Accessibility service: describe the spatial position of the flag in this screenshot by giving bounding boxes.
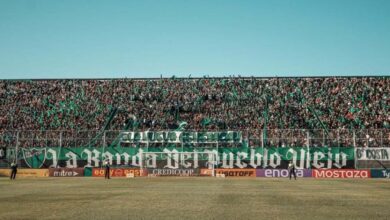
[176,121,188,131]
[200,118,211,127]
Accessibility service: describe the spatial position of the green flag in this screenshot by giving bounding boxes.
[200,118,211,127]
[176,121,188,131]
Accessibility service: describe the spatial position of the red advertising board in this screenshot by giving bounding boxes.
[312,169,370,178]
[215,169,256,177]
[92,168,146,177]
[200,169,214,176]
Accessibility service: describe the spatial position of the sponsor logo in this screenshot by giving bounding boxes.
[215,169,256,177]
[54,171,78,177]
[148,168,199,176]
[370,169,390,178]
[380,170,390,178]
[312,169,370,178]
[49,168,84,177]
[256,169,312,177]
[92,168,145,177]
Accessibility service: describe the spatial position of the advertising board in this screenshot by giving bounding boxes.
[312,169,370,178]
[147,168,199,176]
[92,168,145,177]
[0,169,49,177]
[215,169,256,177]
[370,169,390,178]
[49,168,84,177]
[256,169,312,177]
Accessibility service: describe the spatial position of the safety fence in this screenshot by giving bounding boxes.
[1,129,390,148]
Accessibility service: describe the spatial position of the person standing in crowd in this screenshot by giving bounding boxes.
[288,161,296,180]
[10,161,17,180]
[104,160,110,179]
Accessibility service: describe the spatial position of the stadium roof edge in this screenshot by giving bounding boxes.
[1,75,389,81]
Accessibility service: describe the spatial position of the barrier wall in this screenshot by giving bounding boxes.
[0,168,388,178]
[0,169,10,177]
[0,169,49,177]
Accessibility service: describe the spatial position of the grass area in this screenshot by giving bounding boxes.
[0,177,389,220]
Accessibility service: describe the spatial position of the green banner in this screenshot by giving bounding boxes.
[15,147,354,169]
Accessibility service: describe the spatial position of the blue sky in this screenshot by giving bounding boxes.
[0,0,389,79]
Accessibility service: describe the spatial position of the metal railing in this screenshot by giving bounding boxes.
[0,129,389,148]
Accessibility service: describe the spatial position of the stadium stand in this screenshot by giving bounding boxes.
[0,77,389,148]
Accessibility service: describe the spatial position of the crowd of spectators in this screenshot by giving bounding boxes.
[1,77,389,131]
[0,77,389,147]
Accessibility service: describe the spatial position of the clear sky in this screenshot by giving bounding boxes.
[0,0,389,79]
